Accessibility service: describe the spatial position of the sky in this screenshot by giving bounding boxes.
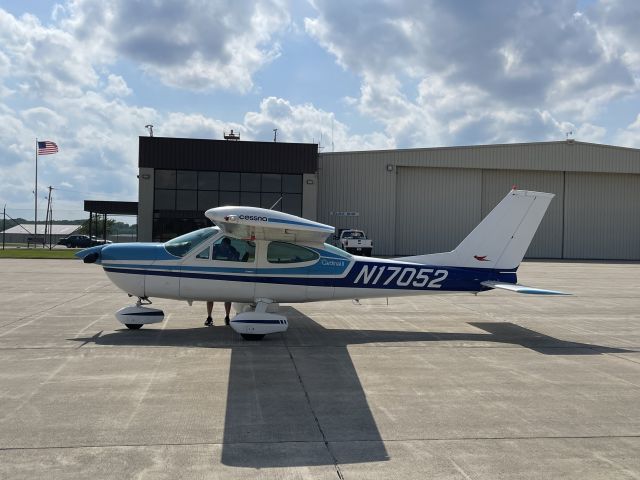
[1,0,639,219]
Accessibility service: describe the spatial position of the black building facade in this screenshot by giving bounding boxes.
[138,137,319,242]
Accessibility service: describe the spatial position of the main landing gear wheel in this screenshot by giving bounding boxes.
[240,333,265,341]
[125,324,143,330]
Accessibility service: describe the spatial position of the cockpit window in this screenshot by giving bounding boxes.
[164,227,217,258]
[267,242,319,264]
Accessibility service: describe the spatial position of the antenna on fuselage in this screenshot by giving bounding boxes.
[269,196,283,210]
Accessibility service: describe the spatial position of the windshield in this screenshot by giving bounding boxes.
[164,227,217,258]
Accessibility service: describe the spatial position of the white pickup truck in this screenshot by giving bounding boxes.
[336,229,373,256]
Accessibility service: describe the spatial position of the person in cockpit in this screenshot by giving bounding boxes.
[212,237,239,261]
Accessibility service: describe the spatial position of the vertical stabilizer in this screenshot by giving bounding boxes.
[397,190,554,270]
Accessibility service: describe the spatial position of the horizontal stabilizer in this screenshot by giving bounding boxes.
[481,281,570,295]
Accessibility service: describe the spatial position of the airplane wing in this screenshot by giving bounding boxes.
[206,206,335,244]
[481,281,570,295]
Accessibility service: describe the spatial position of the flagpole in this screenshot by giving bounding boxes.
[34,138,38,246]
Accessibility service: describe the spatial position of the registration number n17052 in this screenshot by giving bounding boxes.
[353,265,448,288]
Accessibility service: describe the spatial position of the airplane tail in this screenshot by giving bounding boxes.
[397,189,554,270]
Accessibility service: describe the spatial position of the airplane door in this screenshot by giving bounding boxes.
[179,237,256,303]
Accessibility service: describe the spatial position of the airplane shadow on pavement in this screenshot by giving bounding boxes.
[71,307,633,468]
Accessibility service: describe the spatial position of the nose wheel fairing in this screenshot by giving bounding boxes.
[115,298,165,329]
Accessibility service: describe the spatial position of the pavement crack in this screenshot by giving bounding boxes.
[284,339,345,480]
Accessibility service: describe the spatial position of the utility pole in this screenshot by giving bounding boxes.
[2,204,6,250]
[273,128,278,142]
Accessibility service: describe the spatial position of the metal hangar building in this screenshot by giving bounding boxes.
[138,137,640,260]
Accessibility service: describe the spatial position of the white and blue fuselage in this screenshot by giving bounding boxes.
[85,231,516,304]
[78,190,567,338]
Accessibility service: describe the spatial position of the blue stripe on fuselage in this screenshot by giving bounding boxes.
[103,258,516,292]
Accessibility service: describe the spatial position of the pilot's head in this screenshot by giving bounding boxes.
[222,237,231,246]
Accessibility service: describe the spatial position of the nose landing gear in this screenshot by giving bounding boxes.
[115,297,165,330]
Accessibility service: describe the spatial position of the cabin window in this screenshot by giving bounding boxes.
[196,246,210,260]
[267,242,319,264]
[164,227,217,257]
[211,237,255,263]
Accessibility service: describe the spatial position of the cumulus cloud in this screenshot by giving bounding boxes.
[0,9,99,98]
[244,96,394,151]
[61,0,290,92]
[104,74,132,97]
[615,114,640,148]
[305,0,639,146]
[594,0,640,71]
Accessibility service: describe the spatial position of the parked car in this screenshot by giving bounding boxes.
[57,235,112,248]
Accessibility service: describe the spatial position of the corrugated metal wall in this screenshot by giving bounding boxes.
[317,152,397,253]
[395,167,481,255]
[318,142,640,259]
[564,172,640,259]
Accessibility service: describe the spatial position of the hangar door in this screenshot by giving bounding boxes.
[395,167,482,255]
[564,172,640,260]
[481,169,564,258]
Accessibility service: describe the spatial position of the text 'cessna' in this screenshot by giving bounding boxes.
[77,189,568,340]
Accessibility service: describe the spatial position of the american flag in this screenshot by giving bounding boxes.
[37,141,58,155]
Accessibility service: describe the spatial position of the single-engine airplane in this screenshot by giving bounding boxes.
[77,189,568,340]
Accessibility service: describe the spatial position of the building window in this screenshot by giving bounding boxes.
[155,189,176,210]
[176,190,197,210]
[219,190,240,205]
[282,194,302,216]
[220,172,240,191]
[240,192,261,207]
[262,173,281,192]
[153,169,303,241]
[282,174,302,193]
[241,173,261,192]
[198,172,219,190]
[177,171,197,189]
[198,191,218,211]
[156,170,176,189]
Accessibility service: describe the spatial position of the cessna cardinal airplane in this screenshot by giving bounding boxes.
[77,189,568,340]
